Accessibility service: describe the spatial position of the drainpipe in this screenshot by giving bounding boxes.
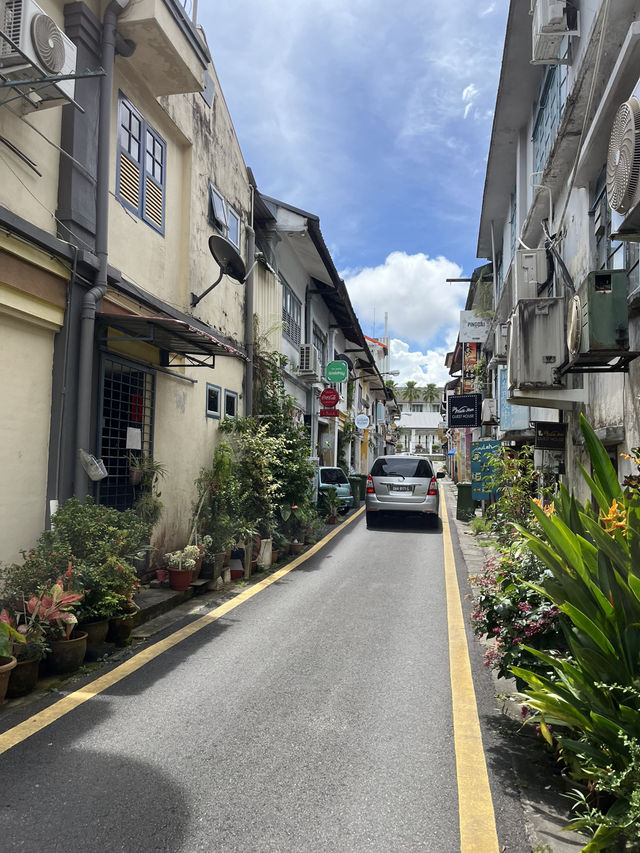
[245,221,255,417]
[74,0,132,497]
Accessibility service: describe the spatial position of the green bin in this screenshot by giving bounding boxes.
[456,482,475,521]
[353,474,367,502]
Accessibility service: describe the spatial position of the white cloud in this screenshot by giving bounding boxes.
[343,251,465,345]
[389,338,453,386]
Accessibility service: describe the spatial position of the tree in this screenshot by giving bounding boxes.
[404,381,420,403]
[423,383,439,404]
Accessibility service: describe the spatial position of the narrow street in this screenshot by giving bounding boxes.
[1,492,533,852]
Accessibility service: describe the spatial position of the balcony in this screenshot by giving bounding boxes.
[118,0,208,96]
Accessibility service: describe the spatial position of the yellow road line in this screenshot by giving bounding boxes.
[440,488,499,853]
[0,506,365,756]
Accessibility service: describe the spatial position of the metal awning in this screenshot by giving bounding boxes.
[97,314,247,368]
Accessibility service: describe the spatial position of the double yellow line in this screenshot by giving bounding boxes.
[1,496,499,851]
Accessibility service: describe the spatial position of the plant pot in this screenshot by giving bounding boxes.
[107,612,137,646]
[290,541,303,555]
[7,653,40,698]
[168,568,193,591]
[0,655,17,703]
[129,467,143,486]
[271,549,280,564]
[79,618,110,647]
[156,568,168,583]
[46,631,88,675]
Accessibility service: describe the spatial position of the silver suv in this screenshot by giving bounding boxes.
[365,455,444,528]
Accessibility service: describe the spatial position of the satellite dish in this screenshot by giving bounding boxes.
[208,234,246,283]
[191,234,247,308]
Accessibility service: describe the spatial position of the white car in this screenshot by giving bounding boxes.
[365,455,444,528]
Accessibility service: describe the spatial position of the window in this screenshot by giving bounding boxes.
[312,323,326,369]
[282,279,301,345]
[208,183,241,248]
[532,65,568,177]
[224,390,238,417]
[97,356,155,512]
[591,168,639,294]
[411,404,423,412]
[206,383,221,419]
[117,95,166,233]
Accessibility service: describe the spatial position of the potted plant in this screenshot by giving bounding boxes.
[25,579,86,675]
[0,611,25,702]
[3,604,47,698]
[165,545,201,590]
[319,487,340,524]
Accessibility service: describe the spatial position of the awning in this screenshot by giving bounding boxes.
[97,314,247,368]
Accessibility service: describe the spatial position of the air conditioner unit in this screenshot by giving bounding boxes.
[298,343,321,380]
[607,79,640,241]
[514,247,551,301]
[0,0,76,102]
[481,398,497,424]
[507,298,565,390]
[531,0,579,65]
[566,270,636,367]
[493,324,508,359]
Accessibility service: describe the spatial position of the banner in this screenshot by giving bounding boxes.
[462,342,479,393]
[471,440,501,501]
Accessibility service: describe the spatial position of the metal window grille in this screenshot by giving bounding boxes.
[97,356,155,511]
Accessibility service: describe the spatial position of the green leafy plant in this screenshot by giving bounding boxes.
[318,486,340,520]
[129,454,166,527]
[0,609,26,658]
[25,580,84,642]
[511,415,640,851]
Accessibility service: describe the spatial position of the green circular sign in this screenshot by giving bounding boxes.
[325,360,348,382]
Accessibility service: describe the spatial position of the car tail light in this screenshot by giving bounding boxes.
[366,475,375,493]
[428,477,438,495]
[348,486,352,495]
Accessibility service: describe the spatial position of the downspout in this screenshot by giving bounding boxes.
[74,0,132,497]
[245,220,255,417]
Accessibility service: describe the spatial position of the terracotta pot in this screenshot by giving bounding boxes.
[290,541,303,554]
[129,468,143,486]
[7,654,39,698]
[46,631,88,675]
[0,655,17,703]
[168,568,193,591]
[271,549,280,563]
[79,618,110,646]
[156,568,168,583]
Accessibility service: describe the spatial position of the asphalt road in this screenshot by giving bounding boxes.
[0,506,531,852]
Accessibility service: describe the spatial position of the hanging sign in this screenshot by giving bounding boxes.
[320,408,339,417]
[462,341,479,393]
[534,421,567,450]
[320,388,340,407]
[471,439,501,501]
[354,413,370,429]
[460,311,491,343]
[448,393,481,428]
[325,360,348,383]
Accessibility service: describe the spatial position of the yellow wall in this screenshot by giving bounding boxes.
[0,293,64,562]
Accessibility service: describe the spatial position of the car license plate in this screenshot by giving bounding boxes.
[391,485,412,492]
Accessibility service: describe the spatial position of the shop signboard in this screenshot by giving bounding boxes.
[325,360,348,383]
[320,408,339,417]
[448,393,481,428]
[471,439,501,501]
[534,421,567,450]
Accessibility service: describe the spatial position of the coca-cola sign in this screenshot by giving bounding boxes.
[448,393,481,428]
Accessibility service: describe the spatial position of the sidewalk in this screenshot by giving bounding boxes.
[441,478,585,853]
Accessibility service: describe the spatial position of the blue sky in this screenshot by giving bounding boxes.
[199,1,509,385]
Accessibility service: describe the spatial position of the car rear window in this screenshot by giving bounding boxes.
[370,458,433,478]
[320,468,348,485]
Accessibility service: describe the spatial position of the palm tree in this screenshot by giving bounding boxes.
[384,378,397,390]
[422,383,439,404]
[404,380,420,403]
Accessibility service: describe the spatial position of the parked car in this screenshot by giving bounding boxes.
[365,455,444,528]
[317,467,354,511]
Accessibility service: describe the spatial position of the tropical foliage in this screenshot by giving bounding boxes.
[509,416,640,851]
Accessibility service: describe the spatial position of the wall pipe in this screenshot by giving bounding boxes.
[244,223,255,417]
[74,0,131,497]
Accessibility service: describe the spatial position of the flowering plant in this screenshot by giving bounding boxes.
[166,545,201,572]
[470,540,563,680]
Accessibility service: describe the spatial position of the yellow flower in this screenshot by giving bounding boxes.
[533,498,555,517]
[601,498,627,535]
